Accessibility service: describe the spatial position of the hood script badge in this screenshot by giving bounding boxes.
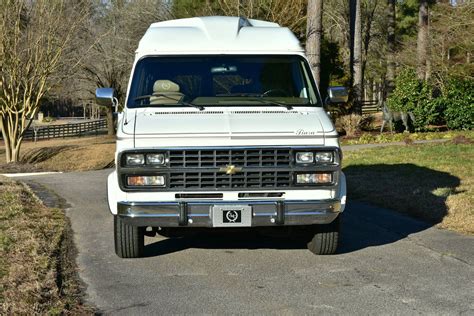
[295,129,317,136]
[219,164,242,175]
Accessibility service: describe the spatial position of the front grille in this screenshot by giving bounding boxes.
[169,171,291,189]
[168,149,291,168]
[118,147,340,191]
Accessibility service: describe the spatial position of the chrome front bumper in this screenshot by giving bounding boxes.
[117,199,342,227]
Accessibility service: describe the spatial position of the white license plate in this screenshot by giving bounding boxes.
[212,205,252,227]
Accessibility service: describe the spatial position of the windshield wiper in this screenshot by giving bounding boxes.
[134,94,204,111]
[250,97,293,110]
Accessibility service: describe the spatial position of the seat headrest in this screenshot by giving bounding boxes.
[153,80,180,93]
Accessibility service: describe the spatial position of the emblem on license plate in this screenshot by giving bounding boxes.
[223,210,241,223]
[212,205,251,227]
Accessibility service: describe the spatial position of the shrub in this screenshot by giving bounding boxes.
[442,78,474,130]
[411,84,445,129]
[359,114,375,131]
[337,114,373,137]
[387,69,421,113]
[387,69,445,131]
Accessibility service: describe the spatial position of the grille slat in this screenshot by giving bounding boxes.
[167,148,292,189]
[168,149,291,168]
[169,171,291,189]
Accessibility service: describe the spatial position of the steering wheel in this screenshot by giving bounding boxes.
[262,89,290,97]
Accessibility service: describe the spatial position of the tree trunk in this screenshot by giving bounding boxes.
[106,106,115,136]
[12,139,22,163]
[352,0,363,114]
[306,0,323,87]
[0,118,12,162]
[417,0,430,80]
[361,3,377,103]
[1,113,32,163]
[386,0,396,96]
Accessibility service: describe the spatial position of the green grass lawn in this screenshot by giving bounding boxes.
[341,130,474,145]
[343,141,473,234]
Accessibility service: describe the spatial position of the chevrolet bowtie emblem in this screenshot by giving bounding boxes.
[219,164,242,175]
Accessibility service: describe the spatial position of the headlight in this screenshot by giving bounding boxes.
[314,152,333,163]
[296,173,332,185]
[127,175,165,186]
[295,152,314,164]
[146,153,166,165]
[125,154,145,165]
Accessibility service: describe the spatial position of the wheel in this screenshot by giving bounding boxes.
[114,216,145,258]
[306,216,340,255]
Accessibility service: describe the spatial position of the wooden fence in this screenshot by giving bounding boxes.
[361,100,381,115]
[18,119,107,141]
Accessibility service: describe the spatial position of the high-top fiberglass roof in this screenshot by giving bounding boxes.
[136,16,303,56]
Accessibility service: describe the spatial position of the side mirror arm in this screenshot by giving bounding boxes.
[113,97,119,113]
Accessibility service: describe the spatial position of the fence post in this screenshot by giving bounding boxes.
[33,127,38,143]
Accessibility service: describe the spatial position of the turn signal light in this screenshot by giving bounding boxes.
[296,173,332,185]
[127,175,165,186]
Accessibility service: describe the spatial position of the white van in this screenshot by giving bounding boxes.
[96,16,347,258]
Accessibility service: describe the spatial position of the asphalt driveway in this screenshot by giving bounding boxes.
[19,169,474,315]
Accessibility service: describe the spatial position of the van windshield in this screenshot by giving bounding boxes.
[127,55,321,108]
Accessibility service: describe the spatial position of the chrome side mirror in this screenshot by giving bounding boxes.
[96,87,119,112]
[95,88,116,107]
[327,86,348,104]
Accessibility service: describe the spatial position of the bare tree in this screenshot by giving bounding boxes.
[360,0,379,89]
[77,0,171,135]
[427,1,473,87]
[215,0,307,36]
[306,0,324,86]
[417,0,430,80]
[0,1,85,163]
[394,1,473,88]
[352,0,363,114]
[323,0,351,78]
[386,0,396,95]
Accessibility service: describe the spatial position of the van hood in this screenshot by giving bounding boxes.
[121,108,336,146]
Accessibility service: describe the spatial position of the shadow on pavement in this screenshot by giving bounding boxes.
[343,163,461,223]
[337,163,460,253]
[144,163,460,257]
[143,231,307,257]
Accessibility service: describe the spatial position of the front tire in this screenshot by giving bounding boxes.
[114,216,145,258]
[306,216,340,255]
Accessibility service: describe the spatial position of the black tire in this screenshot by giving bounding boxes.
[307,216,340,255]
[114,216,145,258]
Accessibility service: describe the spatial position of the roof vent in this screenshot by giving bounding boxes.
[238,17,253,33]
